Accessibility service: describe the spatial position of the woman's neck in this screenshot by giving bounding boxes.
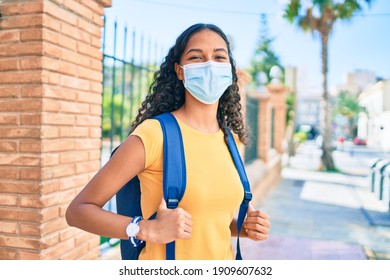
[173,95,219,134]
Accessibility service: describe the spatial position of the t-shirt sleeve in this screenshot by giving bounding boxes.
[131,119,163,169]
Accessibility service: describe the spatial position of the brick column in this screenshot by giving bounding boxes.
[268,84,288,154]
[0,0,111,260]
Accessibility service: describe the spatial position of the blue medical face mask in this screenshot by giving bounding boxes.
[180,60,233,105]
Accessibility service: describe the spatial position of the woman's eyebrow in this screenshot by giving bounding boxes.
[186,48,203,55]
[185,48,227,55]
[214,48,227,53]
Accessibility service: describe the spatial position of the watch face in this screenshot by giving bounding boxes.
[126,223,139,237]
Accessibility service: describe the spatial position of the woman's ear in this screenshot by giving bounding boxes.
[174,63,184,81]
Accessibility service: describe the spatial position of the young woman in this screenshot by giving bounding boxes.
[66,23,270,260]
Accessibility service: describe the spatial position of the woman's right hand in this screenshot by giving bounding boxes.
[138,197,192,244]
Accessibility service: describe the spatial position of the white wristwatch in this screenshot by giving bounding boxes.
[126,216,143,247]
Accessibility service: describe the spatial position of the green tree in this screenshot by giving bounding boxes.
[333,91,366,139]
[249,14,283,86]
[102,64,154,140]
[284,0,373,171]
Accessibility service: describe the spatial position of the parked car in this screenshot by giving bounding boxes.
[297,124,320,140]
[353,137,367,145]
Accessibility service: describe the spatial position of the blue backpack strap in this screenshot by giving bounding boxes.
[226,129,252,260]
[154,112,186,260]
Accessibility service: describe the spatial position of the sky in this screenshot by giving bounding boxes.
[103,0,390,92]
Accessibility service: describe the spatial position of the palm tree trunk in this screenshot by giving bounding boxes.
[320,32,336,171]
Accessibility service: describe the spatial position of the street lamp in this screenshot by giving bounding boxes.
[256,71,268,91]
[270,65,283,84]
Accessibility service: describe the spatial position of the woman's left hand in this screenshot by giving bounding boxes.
[243,204,270,241]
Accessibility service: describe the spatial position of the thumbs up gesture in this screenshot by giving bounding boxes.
[243,204,270,241]
[146,197,192,244]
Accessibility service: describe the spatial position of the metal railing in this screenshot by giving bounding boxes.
[100,17,164,251]
[245,95,259,163]
[102,17,164,153]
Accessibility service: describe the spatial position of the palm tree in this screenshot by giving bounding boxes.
[284,0,373,171]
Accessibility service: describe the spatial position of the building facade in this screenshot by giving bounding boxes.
[358,80,390,152]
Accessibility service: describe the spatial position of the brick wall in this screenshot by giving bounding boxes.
[245,85,287,205]
[0,0,111,260]
[249,85,288,163]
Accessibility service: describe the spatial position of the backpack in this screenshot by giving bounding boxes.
[113,112,252,260]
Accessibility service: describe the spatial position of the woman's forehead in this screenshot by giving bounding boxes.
[184,29,227,51]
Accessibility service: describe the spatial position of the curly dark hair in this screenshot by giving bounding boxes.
[129,23,248,145]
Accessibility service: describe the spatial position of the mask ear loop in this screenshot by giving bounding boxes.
[178,64,185,83]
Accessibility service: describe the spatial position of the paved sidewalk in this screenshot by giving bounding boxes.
[239,142,390,260]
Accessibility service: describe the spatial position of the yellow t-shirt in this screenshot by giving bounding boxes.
[132,116,244,260]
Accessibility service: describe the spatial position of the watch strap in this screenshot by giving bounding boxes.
[129,216,143,248]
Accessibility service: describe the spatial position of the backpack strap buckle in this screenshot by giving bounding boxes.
[167,198,179,209]
[243,191,252,204]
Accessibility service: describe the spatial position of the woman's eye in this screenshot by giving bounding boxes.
[189,56,202,60]
[215,56,227,61]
